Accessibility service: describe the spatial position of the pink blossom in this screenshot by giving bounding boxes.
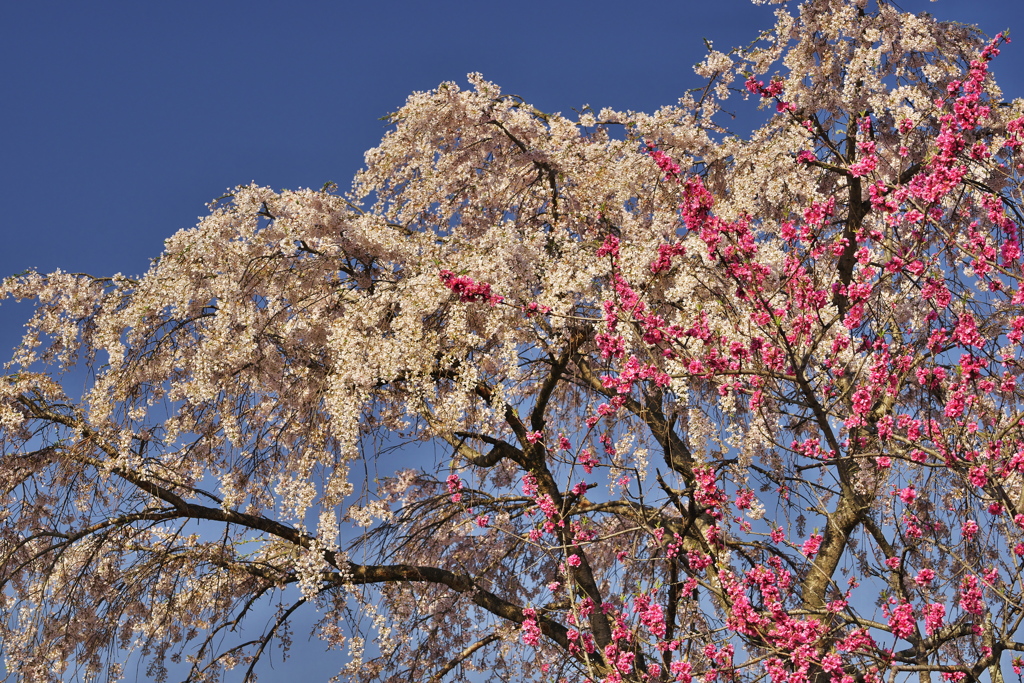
[670,661,693,683]
[915,568,935,586]
[596,234,620,258]
[439,269,503,305]
[851,387,873,415]
[959,575,984,615]
[687,550,713,571]
[903,514,923,538]
[820,653,843,673]
[848,153,878,177]
[896,486,917,504]
[827,598,848,612]
[950,315,983,348]
[887,601,915,639]
[801,534,823,558]
[645,142,681,180]
[837,628,875,652]
[577,449,599,473]
[520,609,541,647]
[521,473,538,497]
[735,489,755,510]
[924,603,946,635]
[535,494,558,519]
[446,473,464,503]
[638,601,666,638]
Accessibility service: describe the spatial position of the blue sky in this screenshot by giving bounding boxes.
[2,0,1023,679]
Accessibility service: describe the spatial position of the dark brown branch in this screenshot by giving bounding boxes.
[426,633,500,683]
[243,598,306,683]
[453,431,524,467]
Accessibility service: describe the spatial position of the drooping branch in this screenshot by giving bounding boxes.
[425,633,500,683]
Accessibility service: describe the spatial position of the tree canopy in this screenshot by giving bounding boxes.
[3,1,1024,681]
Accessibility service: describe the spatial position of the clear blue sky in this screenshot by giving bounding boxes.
[1,0,1022,679]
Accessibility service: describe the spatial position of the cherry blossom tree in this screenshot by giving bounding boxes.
[4,0,1024,681]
